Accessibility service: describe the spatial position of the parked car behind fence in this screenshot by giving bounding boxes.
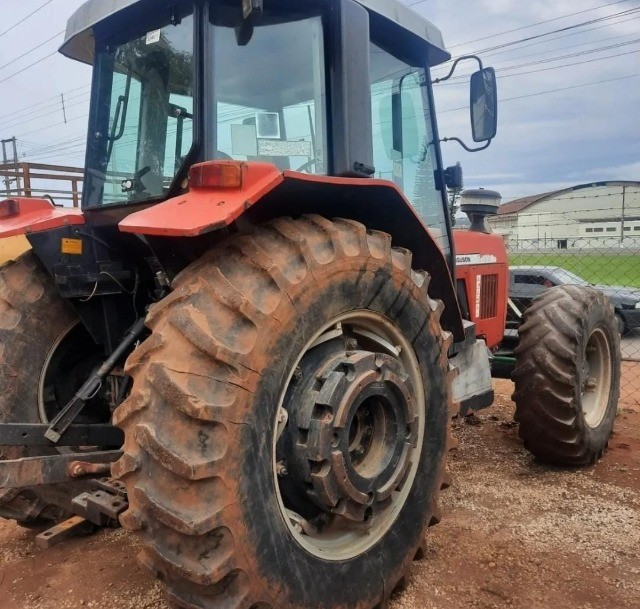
[509,265,640,335]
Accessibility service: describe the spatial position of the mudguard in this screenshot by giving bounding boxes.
[0,197,84,238]
[120,161,465,339]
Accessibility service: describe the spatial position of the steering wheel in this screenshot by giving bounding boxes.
[295,158,317,173]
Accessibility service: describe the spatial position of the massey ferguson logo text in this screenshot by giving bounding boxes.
[456,254,498,266]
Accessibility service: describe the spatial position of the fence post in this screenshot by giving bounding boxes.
[21,163,32,198]
[71,178,79,208]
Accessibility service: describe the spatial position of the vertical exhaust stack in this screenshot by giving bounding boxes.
[460,188,501,233]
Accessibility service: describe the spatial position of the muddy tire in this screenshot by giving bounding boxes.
[513,285,620,465]
[0,252,112,525]
[0,253,76,524]
[114,216,454,609]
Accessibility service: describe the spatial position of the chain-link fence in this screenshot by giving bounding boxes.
[503,235,640,406]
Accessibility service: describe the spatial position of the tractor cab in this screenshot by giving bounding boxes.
[0,3,621,609]
[62,0,496,260]
[15,6,625,609]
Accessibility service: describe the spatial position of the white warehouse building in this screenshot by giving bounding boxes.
[489,181,640,250]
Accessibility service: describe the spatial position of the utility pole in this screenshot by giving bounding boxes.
[61,93,68,124]
[1,137,19,197]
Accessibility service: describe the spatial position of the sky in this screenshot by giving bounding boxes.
[0,0,638,202]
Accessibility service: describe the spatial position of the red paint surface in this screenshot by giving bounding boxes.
[0,198,84,238]
[119,162,284,236]
[453,229,508,348]
[119,161,434,238]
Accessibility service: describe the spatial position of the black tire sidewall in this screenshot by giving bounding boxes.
[0,255,76,460]
[236,261,448,607]
[574,302,620,453]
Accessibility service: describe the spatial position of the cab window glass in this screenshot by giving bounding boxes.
[370,43,449,254]
[211,5,327,174]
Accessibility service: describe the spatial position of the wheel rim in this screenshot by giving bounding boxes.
[273,310,425,560]
[581,327,613,428]
[38,322,113,453]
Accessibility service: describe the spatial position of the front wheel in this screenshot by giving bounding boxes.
[114,216,454,609]
[513,285,621,465]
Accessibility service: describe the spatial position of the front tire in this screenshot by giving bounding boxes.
[513,285,620,465]
[114,216,454,609]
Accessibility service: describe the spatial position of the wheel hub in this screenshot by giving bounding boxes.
[282,347,417,522]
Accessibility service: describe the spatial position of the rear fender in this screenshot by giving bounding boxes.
[0,197,84,238]
[120,162,464,339]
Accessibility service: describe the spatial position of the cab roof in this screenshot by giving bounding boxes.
[60,0,449,66]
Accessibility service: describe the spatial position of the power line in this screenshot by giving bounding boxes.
[456,7,640,59]
[480,13,640,61]
[0,51,57,85]
[14,112,90,139]
[438,38,640,84]
[438,72,640,114]
[2,94,91,131]
[1,85,89,121]
[444,0,635,49]
[0,30,64,71]
[439,48,640,86]
[0,0,56,39]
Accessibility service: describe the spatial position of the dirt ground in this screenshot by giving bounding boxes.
[1,380,638,609]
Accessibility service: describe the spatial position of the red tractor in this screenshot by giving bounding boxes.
[0,1,620,608]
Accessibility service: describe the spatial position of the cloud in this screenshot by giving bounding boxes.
[0,0,637,202]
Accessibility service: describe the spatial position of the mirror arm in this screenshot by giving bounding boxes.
[432,55,484,84]
[441,137,491,153]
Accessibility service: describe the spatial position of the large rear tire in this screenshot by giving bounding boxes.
[0,253,111,525]
[114,216,454,609]
[513,285,621,465]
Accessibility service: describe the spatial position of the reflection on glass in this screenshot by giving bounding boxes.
[211,5,327,174]
[370,43,449,254]
[85,12,194,206]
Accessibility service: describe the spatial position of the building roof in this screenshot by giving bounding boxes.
[498,180,640,216]
[60,0,449,65]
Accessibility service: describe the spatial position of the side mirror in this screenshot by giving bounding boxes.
[470,68,498,142]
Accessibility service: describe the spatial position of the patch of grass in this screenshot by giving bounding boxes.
[509,253,640,288]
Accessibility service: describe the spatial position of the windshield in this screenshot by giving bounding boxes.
[84,10,195,207]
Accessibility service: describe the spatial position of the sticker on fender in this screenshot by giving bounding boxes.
[61,238,83,255]
[456,254,497,266]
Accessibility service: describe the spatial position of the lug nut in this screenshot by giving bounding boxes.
[346,338,358,351]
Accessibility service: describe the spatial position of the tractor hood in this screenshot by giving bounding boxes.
[60,0,449,66]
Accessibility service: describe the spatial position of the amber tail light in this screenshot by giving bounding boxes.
[189,162,243,189]
[0,199,19,219]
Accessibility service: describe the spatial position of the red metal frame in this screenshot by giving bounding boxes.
[0,197,84,238]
